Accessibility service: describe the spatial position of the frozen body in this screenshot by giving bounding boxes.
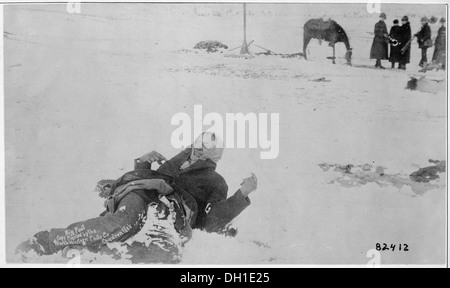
[15,133,258,263]
[4,3,447,265]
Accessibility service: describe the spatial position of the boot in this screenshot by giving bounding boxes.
[375,60,385,69]
[419,62,428,73]
[16,231,53,257]
[375,60,381,68]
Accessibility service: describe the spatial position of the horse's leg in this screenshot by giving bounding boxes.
[332,44,336,64]
[303,34,311,60]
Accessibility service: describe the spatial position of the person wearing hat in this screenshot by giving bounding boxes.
[370,12,389,69]
[389,19,402,69]
[415,16,432,67]
[398,15,412,70]
[432,17,446,68]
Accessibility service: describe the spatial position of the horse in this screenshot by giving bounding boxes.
[303,19,353,65]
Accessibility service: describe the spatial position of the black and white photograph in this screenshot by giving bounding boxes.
[0,0,448,267]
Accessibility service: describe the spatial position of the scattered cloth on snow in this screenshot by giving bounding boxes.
[319,162,445,196]
[409,160,446,183]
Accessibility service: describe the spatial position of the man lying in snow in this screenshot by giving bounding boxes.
[16,132,257,263]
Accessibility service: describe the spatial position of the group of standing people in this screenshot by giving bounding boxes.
[371,13,411,70]
[370,13,446,71]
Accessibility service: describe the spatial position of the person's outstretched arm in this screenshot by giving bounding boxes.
[204,174,258,233]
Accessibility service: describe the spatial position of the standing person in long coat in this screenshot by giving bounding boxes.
[389,19,402,68]
[399,15,412,70]
[415,16,432,67]
[432,17,446,68]
[370,13,389,69]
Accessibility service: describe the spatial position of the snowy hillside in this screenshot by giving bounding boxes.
[3,3,446,265]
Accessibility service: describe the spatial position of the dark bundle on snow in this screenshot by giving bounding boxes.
[406,77,418,90]
[406,76,445,94]
[410,160,445,183]
[194,41,228,53]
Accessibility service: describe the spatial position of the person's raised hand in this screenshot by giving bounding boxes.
[240,173,258,198]
[139,151,167,165]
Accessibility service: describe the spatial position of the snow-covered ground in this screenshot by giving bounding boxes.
[3,3,447,265]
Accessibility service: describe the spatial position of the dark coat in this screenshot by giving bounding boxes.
[416,23,432,49]
[432,26,446,65]
[399,22,412,64]
[121,149,251,233]
[370,20,389,60]
[389,25,402,62]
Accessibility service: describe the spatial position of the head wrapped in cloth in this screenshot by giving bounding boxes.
[180,132,224,170]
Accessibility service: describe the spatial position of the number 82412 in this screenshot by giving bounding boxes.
[376,243,409,252]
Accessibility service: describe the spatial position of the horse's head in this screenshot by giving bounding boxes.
[345,48,353,66]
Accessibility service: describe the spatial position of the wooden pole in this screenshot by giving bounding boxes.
[240,3,249,54]
[243,3,247,43]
